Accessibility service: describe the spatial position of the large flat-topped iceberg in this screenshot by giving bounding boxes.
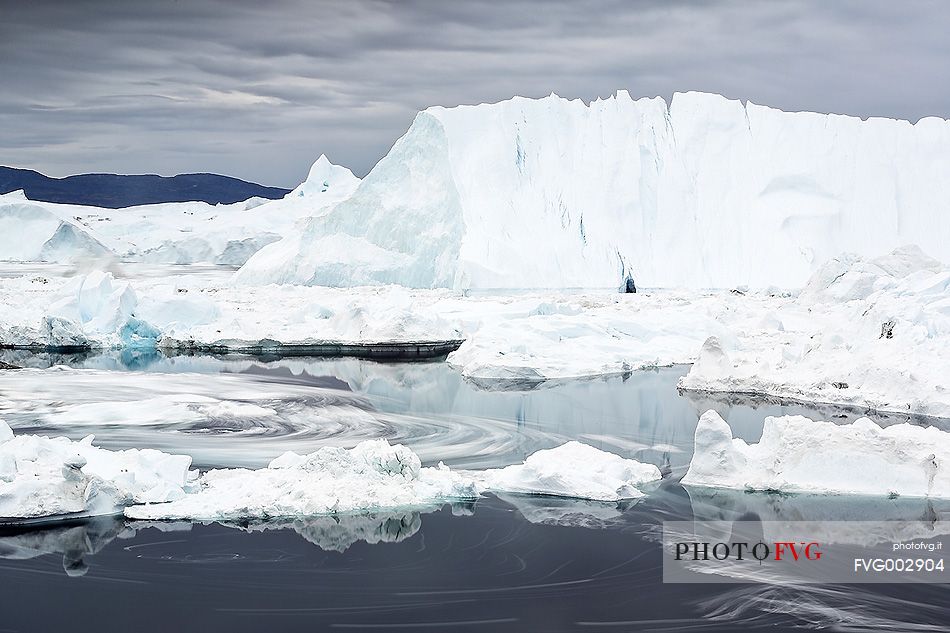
[683,411,950,498]
[238,90,950,289]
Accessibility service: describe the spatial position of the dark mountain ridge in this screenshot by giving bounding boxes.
[0,166,290,208]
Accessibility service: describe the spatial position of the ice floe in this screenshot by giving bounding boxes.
[126,439,663,521]
[683,410,950,498]
[0,418,195,520]
[1,416,663,521]
[125,440,478,521]
[475,441,662,501]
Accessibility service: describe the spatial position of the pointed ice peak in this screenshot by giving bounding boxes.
[305,154,356,184]
[289,154,360,199]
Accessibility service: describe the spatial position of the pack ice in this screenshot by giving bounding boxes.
[683,411,950,498]
[238,90,950,289]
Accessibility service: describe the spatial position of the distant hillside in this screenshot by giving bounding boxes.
[0,166,291,208]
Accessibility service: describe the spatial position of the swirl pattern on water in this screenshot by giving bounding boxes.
[0,366,574,469]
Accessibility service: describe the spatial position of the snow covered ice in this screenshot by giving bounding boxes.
[237,91,950,290]
[0,418,195,520]
[475,441,662,501]
[1,245,947,419]
[679,245,950,418]
[683,410,950,498]
[0,412,663,521]
[125,439,479,521]
[126,439,662,521]
[0,155,358,266]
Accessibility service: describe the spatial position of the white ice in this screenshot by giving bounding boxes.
[126,439,662,521]
[0,416,662,520]
[125,439,478,521]
[0,155,358,266]
[237,91,950,290]
[679,245,950,418]
[474,441,662,501]
[2,245,947,419]
[0,418,195,519]
[683,410,950,498]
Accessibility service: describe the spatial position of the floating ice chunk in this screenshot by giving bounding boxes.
[288,154,360,200]
[683,410,950,498]
[0,421,195,520]
[476,441,662,501]
[2,427,664,521]
[45,271,141,341]
[40,315,89,348]
[125,439,478,521]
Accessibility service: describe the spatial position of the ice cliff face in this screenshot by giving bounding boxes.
[238,90,950,289]
[0,191,111,263]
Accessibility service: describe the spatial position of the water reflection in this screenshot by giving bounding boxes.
[3,350,949,630]
[1,494,946,632]
[0,504,475,575]
[0,516,126,577]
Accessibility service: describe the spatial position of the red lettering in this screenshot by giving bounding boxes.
[774,542,800,561]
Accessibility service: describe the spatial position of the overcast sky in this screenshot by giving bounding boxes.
[2,0,948,187]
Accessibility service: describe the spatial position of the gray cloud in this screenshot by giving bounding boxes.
[1,0,948,186]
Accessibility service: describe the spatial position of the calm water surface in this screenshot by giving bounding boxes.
[0,351,947,631]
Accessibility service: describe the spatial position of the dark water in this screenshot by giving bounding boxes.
[1,352,948,631]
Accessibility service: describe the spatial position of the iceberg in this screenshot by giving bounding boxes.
[0,155,358,266]
[125,439,477,521]
[0,192,111,263]
[475,441,662,501]
[682,410,950,498]
[237,91,950,290]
